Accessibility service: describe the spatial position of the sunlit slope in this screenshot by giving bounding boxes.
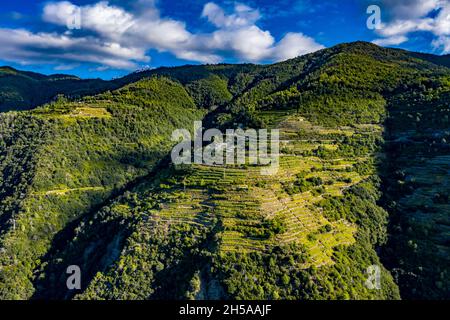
[0,77,205,299]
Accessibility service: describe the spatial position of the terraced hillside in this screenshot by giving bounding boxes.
[0,42,449,299]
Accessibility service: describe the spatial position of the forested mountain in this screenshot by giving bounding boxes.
[0,66,116,112]
[0,42,449,299]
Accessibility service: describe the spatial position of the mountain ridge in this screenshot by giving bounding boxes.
[2,41,450,112]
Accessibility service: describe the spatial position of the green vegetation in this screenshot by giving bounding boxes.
[0,41,449,300]
[0,77,205,299]
[0,66,116,112]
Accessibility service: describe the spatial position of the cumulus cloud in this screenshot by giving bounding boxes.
[43,1,80,26]
[205,26,275,61]
[372,0,450,53]
[382,0,441,19]
[0,1,324,71]
[200,2,324,62]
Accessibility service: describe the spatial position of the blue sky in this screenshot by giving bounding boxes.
[0,0,448,79]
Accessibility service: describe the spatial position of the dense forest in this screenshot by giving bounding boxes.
[0,42,449,299]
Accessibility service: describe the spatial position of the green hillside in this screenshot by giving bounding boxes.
[0,42,449,299]
[381,73,450,299]
[0,67,116,112]
[0,77,205,299]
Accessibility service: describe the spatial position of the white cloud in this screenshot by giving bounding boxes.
[131,18,192,50]
[200,2,323,62]
[202,2,260,28]
[80,1,135,36]
[382,0,441,19]
[373,0,449,52]
[206,26,275,61]
[377,19,434,37]
[47,1,234,64]
[44,1,135,38]
[0,28,149,69]
[433,4,450,36]
[43,1,79,26]
[174,49,221,64]
[54,63,80,71]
